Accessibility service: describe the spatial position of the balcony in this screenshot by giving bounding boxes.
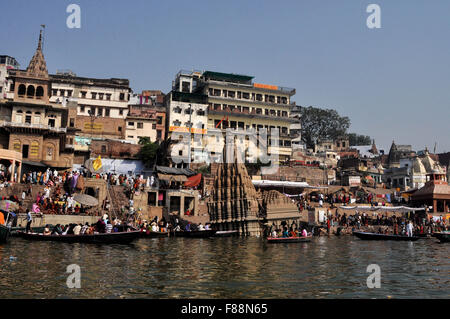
[0,120,67,133]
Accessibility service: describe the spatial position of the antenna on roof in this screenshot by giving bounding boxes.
[433,142,437,154]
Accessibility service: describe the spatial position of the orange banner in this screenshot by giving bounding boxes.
[254,83,278,90]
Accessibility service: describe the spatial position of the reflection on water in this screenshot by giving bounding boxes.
[0,236,449,299]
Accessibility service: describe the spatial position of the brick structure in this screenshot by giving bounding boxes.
[90,139,142,159]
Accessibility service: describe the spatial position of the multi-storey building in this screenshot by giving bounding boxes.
[50,71,131,140]
[0,55,20,100]
[0,31,74,172]
[128,90,166,143]
[166,70,209,167]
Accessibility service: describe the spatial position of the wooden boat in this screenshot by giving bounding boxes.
[433,232,450,243]
[170,229,217,238]
[17,230,141,244]
[0,224,10,243]
[214,230,239,237]
[353,231,420,241]
[140,230,170,238]
[267,236,312,243]
[10,225,51,237]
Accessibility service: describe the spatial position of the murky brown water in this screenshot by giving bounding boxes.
[0,236,448,298]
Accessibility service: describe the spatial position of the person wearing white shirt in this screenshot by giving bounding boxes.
[198,223,205,231]
[73,224,82,235]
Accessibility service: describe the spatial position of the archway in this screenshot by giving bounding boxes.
[18,84,26,96]
[26,85,35,97]
[36,86,44,99]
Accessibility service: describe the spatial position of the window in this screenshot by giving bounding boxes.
[80,91,87,98]
[128,122,135,127]
[67,90,72,97]
[237,91,241,99]
[242,92,250,99]
[181,81,190,92]
[157,116,163,124]
[101,145,107,153]
[119,93,125,101]
[228,91,235,98]
[137,122,143,129]
[119,109,124,116]
[105,94,111,101]
[98,93,104,100]
[173,120,181,126]
[80,106,85,113]
[52,89,58,96]
[157,130,162,139]
[128,136,134,139]
[25,115,32,124]
[69,118,75,127]
[152,123,156,129]
[118,126,122,132]
[105,108,110,117]
[174,106,182,114]
[213,89,221,96]
[256,94,262,101]
[197,109,205,116]
[91,92,97,99]
[60,90,65,96]
[97,108,103,116]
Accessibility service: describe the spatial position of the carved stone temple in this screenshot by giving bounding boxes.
[207,146,302,236]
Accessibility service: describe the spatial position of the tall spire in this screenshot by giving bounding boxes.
[26,29,48,78]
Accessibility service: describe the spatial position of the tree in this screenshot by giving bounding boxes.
[137,138,160,168]
[348,133,372,146]
[300,106,351,149]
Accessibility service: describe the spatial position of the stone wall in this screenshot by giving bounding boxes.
[90,139,141,158]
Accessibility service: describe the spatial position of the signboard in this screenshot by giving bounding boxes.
[74,136,92,146]
[318,210,326,223]
[84,123,103,131]
[254,83,278,90]
[169,126,207,134]
[348,176,361,187]
[30,141,39,157]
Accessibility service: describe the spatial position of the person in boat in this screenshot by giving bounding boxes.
[105,220,113,234]
[271,229,278,238]
[282,227,289,238]
[205,223,211,230]
[184,222,192,232]
[80,222,89,235]
[406,221,414,237]
[198,223,205,231]
[43,225,51,235]
[51,224,63,235]
[151,221,158,232]
[73,223,82,235]
[301,228,308,237]
[25,209,32,233]
[96,218,106,233]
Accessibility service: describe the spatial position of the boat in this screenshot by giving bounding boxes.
[353,231,420,241]
[140,230,170,238]
[10,225,51,237]
[433,231,450,243]
[214,230,239,237]
[170,229,217,238]
[267,236,312,243]
[0,224,10,243]
[16,230,141,244]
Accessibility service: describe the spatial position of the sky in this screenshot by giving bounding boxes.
[1,0,449,153]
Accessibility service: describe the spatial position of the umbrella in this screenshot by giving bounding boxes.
[73,193,99,207]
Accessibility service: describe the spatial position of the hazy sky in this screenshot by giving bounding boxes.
[2,0,449,153]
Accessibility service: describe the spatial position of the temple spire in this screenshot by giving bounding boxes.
[26,28,48,78]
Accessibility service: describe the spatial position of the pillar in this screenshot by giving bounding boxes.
[17,161,22,183]
[433,199,437,213]
[10,160,15,182]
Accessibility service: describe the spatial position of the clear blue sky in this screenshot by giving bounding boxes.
[2,0,449,153]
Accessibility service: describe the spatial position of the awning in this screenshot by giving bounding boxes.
[73,194,99,207]
[184,173,202,188]
[158,173,187,182]
[22,160,47,168]
[338,205,425,213]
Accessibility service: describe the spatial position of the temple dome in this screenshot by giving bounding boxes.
[412,157,426,174]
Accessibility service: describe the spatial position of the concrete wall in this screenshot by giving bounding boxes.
[16,214,101,228]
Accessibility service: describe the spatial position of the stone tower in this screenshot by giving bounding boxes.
[207,145,261,236]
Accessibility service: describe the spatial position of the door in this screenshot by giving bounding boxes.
[22,145,29,158]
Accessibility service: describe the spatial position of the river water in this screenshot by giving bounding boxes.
[0,236,448,299]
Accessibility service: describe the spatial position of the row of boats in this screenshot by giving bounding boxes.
[1,226,240,245]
